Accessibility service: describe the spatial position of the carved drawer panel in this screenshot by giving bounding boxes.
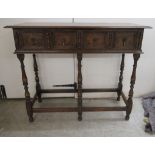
[18,31,50,50]
[83,32,108,49]
[13,28,143,53]
[114,31,136,50]
[53,31,77,49]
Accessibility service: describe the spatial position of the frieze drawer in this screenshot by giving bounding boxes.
[53,31,77,49]
[12,28,144,53]
[14,30,50,50]
[114,31,137,50]
[83,31,108,49]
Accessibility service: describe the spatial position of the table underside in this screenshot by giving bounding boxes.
[15,49,142,54]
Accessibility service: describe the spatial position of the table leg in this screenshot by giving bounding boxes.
[77,52,83,121]
[126,54,140,120]
[117,54,125,101]
[33,54,42,102]
[17,54,33,122]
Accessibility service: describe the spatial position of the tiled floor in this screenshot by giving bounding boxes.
[0,98,154,137]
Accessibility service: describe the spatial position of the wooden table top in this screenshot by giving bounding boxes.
[5,22,152,29]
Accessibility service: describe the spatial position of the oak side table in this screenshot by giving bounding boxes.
[5,23,151,122]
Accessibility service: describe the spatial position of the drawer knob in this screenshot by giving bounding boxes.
[62,39,66,46]
[62,41,65,46]
[122,38,126,47]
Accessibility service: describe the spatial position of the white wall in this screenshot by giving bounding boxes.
[0,18,155,98]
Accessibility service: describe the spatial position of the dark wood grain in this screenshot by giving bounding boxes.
[17,54,33,122]
[41,88,118,93]
[14,49,143,54]
[53,31,77,49]
[33,106,126,113]
[33,54,42,102]
[83,31,107,49]
[121,91,128,105]
[77,52,83,121]
[126,54,140,120]
[114,32,135,50]
[12,28,144,53]
[117,54,125,101]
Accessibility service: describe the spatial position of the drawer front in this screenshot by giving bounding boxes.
[114,31,136,50]
[17,30,50,50]
[53,31,77,49]
[83,32,108,49]
[13,29,143,53]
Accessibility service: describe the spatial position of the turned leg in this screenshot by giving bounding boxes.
[125,54,140,120]
[77,52,83,121]
[117,54,125,101]
[17,54,33,122]
[33,54,42,102]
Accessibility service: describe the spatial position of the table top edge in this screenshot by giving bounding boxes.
[4,22,152,29]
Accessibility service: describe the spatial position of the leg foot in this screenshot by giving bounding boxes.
[38,95,42,103]
[29,116,34,122]
[125,115,130,120]
[78,114,82,121]
[117,96,120,101]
